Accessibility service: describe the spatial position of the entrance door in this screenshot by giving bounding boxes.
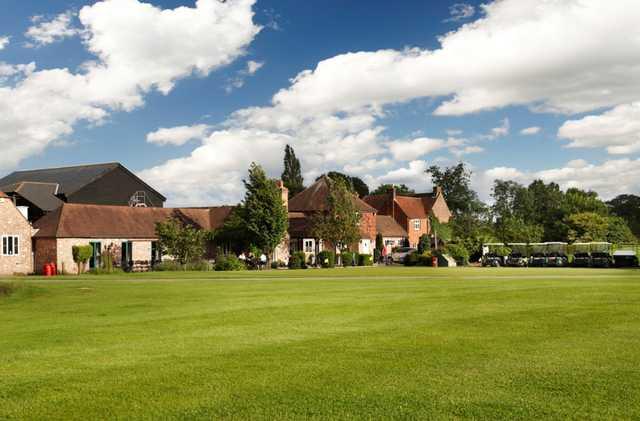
[121,241,133,269]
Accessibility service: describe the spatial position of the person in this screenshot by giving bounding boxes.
[381,245,388,265]
[260,253,267,270]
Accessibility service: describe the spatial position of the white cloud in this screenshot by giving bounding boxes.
[269,0,640,117]
[489,118,510,138]
[0,36,9,50]
[225,59,264,92]
[445,3,475,22]
[25,11,79,47]
[520,126,541,135]
[479,159,640,201]
[147,124,211,146]
[446,129,463,136]
[558,102,640,154]
[0,0,260,170]
[388,137,445,160]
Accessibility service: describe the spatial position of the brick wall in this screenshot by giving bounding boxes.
[431,194,452,223]
[407,218,429,248]
[0,197,34,275]
[359,212,377,241]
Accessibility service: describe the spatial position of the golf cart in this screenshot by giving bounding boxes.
[546,242,569,267]
[481,243,508,267]
[590,242,613,268]
[613,244,639,268]
[529,243,547,267]
[506,243,529,267]
[571,243,592,267]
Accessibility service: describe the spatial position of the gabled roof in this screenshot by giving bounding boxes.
[376,215,407,237]
[395,196,428,219]
[34,203,233,239]
[0,162,166,201]
[288,177,376,213]
[2,182,64,212]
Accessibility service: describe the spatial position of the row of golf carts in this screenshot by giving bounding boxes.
[482,242,639,268]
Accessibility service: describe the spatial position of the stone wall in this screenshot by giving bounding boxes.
[53,238,155,274]
[0,197,34,275]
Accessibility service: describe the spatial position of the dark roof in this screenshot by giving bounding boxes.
[288,177,376,213]
[363,194,392,214]
[2,182,64,212]
[34,203,232,239]
[0,162,166,201]
[288,212,311,238]
[376,215,407,237]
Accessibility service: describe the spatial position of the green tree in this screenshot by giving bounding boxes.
[607,194,640,238]
[606,216,637,243]
[527,180,566,241]
[281,145,305,197]
[375,233,384,251]
[155,217,207,265]
[319,172,370,197]
[563,188,608,216]
[238,163,289,261]
[426,163,485,216]
[311,177,361,250]
[491,180,543,243]
[565,212,609,242]
[72,245,93,275]
[370,183,415,196]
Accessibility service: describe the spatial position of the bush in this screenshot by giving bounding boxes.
[186,260,212,271]
[214,255,246,271]
[373,248,381,263]
[417,234,430,254]
[404,252,419,266]
[443,243,470,265]
[341,251,357,267]
[417,251,433,266]
[317,251,335,268]
[153,260,182,271]
[358,254,373,266]
[89,267,126,275]
[271,261,279,269]
[289,252,307,269]
[72,245,93,275]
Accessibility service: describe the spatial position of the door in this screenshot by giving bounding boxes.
[121,241,133,269]
[89,242,102,269]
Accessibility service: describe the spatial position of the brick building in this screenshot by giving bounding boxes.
[364,186,452,248]
[0,192,36,276]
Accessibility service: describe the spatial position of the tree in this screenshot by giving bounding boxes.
[565,212,609,243]
[606,216,637,243]
[491,180,543,243]
[311,177,361,250]
[281,145,305,197]
[426,163,484,216]
[608,194,640,238]
[72,245,93,275]
[319,172,370,197]
[375,233,384,251]
[563,188,608,216]
[370,184,415,196]
[526,180,566,241]
[238,163,289,260]
[155,217,207,265]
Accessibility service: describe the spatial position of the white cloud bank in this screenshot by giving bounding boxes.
[25,12,79,47]
[0,0,259,171]
[520,126,541,135]
[141,0,640,205]
[147,124,211,146]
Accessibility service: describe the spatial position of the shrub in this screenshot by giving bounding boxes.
[72,245,93,275]
[417,234,431,254]
[417,251,433,266]
[186,260,212,271]
[289,252,307,270]
[443,243,470,265]
[271,261,279,270]
[214,256,246,271]
[404,252,419,266]
[358,254,373,266]
[317,251,335,268]
[373,248,381,263]
[153,260,182,271]
[89,267,126,275]
[341,251,357,267]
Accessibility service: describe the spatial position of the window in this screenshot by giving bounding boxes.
[89,242,102,269]
[151,241,161,264]
[304,239,314,253]
[1,235,19,256]
[413,219,421,231]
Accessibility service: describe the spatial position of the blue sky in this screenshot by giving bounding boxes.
[1,0,639,205]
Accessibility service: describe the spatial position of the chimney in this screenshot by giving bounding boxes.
[433,185,443,196]
[276,180,289,211]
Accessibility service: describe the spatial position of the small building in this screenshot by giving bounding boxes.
[32,203,232,274]
[376,215,408,251]
[288,177,377,261]
[0,162,166,222]
[0,191,35,276]
[364,186,451,248]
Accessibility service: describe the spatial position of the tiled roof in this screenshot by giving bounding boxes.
[289,177,376,213]
[2,182,64,212]
[34,203,233,239]
[376,215,407,237]
[395,196,428,219]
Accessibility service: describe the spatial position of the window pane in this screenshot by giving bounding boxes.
[13,236,18,255]
[2,237,6,255]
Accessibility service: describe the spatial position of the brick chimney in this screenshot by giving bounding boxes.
[276,180,289,210]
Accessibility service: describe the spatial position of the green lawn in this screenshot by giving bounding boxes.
[1,267,639,420]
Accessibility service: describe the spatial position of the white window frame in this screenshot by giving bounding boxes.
[413,219,421,231]
[1,235,19,256]
[304,239,315,253]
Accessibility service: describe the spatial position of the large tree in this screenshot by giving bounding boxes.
[237,163,289,260]
[155,217,207,265]
[281,145,305,197]
[608,194,640,238]
[318,172,370,197]
[370,183,415,196]
[311,177,361,250]
[426,163,484,216]
[565,212,609,243]
[491,180,543,243]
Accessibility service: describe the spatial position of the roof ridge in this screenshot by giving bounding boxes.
[8,162,120,174]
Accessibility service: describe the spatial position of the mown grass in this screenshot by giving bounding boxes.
[1,267,639,420]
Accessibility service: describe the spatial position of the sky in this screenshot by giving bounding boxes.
[1,0,639,206]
